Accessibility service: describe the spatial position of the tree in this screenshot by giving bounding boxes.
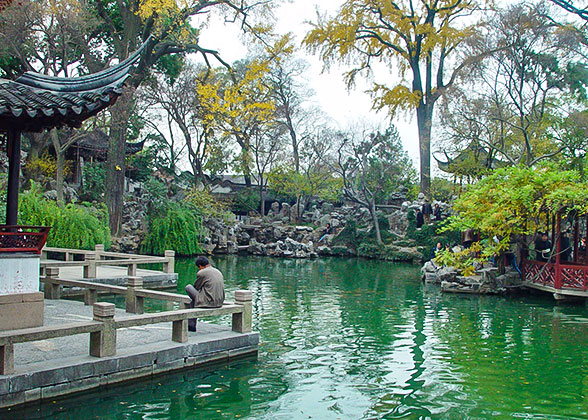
[1,0,273,234]
[0,0,93,78]
[304,0,482,196]
[0,0,96,165]
[196,59,276,187]
[265,35,319,173]
[250,125,287,214]
[556,110,588,179]
[439,165,588,273]
[139,64,217,184]
[549,0,588,20]
[330,125,416,244]
[439,3,588,169]
[97,0,273,235]
[49,128,86,202]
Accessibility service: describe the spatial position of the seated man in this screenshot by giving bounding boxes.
[185,256,225,332]
[319,223,333,242]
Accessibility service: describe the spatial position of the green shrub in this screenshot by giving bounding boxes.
[406,209,461,251]
[232,188,260,214]
[357,243,425,262]
[126,148,155,182]
[144,178,169,215]
[141,203,203,256]
[80,163,106,202]
[357,243,381,257]
[186,187,233,222]
[18,184,110,249]
[431,177,458,202]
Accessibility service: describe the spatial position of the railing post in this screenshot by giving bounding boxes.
[127,263,137,277]
[172,319,188,343]
[84,253,97,278]
[232,290,252,333]
[44,267,61,300]
[90,303,116,357]
[0,343,14,375]
[163,250,175,274]
[125,276,144,314]
[84,289,98,306]
[94,244,105,260]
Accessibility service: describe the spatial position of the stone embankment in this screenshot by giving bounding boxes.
[101,183,449,263]
[421,260,522,294]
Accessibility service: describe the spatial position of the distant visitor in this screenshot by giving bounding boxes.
[415,208,424,229]
[534,232,552,262]
[434,203,442,221]
[422,199,433,224]
[319,223,333,242]
[185,256,225,332]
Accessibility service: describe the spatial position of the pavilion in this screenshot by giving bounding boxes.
[522,211,588,301]
[0,43,145,329]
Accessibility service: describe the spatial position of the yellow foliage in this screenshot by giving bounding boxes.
[304,0,480,116]
[371,84,422,115]
[196,59,276,139]
[137,0,180,20]
[26,154,71,178]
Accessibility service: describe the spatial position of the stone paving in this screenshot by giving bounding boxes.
[43,261,177,290]
[1,299,259,408]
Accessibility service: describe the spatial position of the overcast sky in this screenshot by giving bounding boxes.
[196,0,422,169]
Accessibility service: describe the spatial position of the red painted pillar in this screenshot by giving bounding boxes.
[554,213,562,290]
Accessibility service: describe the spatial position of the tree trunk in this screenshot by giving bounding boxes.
[369,199,382,245]
[259,183,265,215]
[285,112,299,172]
[26,133,48,163]
[416,103,433,198]
[236,136,252,187]
[50,129,65,203]
[106,87,135,236]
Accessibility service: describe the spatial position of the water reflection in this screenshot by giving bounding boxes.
[7,256,588,420]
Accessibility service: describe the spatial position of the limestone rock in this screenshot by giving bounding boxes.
[437,267,458,283]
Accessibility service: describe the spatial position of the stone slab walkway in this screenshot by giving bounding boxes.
[0,299,259,408]
[43,261,178,289]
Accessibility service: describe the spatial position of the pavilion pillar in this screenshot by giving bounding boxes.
[6,128,21,226]
[554,213,562,290]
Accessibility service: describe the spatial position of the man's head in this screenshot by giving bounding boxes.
[195,256,210,269]
[541,232,548,241]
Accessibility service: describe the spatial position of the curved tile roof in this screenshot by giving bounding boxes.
[0,41,146,132]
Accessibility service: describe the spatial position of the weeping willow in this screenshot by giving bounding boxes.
[141,203,203,256]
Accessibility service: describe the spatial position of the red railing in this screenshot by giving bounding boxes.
[0,225,50,254]
[523,258,588,291]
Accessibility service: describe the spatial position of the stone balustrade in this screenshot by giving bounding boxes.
[0,284,253,374]
[41,245,175,278]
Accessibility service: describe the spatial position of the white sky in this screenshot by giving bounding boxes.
[195,0,422,170]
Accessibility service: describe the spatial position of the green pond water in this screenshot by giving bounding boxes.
[9,255,588,419]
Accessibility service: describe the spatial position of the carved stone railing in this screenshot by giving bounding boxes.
[2,271,253,375]
[41,244,175,277]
